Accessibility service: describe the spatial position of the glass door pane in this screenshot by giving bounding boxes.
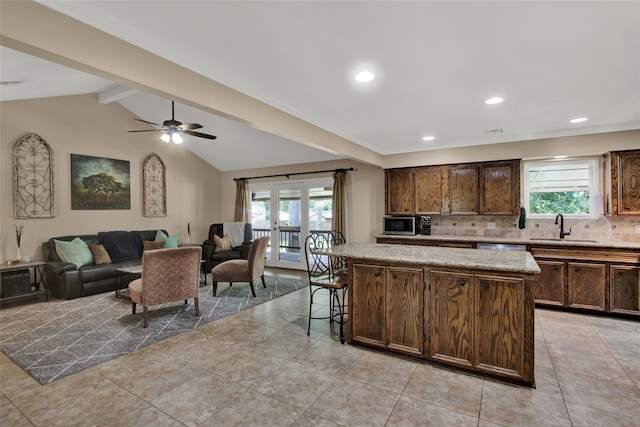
[250,189,273,262]
[277,188,301,265]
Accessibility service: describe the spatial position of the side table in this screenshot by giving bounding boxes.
[0,261,48,304]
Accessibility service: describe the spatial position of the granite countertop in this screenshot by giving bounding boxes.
[375,234,640,250]
[327,242,541,274]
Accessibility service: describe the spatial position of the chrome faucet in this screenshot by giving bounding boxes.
[554,214,571,239]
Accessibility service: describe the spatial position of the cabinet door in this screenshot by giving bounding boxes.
[415,166,443,215]
[385,267,424,355]
[568,262,606,311]
[611,151,640,216]
[475,275,532,384]
[532,260,565,306]
[386,169,415,215]
[449,165,479,214]
[610,266,640,315]
[429,271,473,368]
[350,264,386,347]
[481,161,520,214]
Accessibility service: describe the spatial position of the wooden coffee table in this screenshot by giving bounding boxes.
[115,265,142,298]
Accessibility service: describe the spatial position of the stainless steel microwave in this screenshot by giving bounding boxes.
[383,216,418,235]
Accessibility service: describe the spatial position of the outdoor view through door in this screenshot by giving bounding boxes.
[249,178,333,269]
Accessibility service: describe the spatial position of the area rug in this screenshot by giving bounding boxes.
[0,276,307,385]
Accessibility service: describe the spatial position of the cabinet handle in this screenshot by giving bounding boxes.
[458,280,466,287]
[487,208,491,212]
[625,206,630,209]
[483,283,489,289]
[574,268,580,272]
[392,273,398,279]
[374,272,381,277]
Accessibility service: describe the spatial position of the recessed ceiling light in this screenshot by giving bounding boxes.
[355,71,375,82]
[485,97,504,105]
[570,117,588,123]
[422,136,435,142]
[554,155,568,159]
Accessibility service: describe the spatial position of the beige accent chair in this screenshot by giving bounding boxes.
[128,246,202,328]
[210,236,269,297]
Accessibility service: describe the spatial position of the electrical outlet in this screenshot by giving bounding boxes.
[636,225,640,234]
[487,222,496,229]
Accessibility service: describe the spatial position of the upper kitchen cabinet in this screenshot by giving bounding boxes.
[449,164,479,215]
[415,166,445,215]
[611,150,640,216]
[386,168,415,215]
[480,160,521,215]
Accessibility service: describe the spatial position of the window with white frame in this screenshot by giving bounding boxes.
[523,157,600,217]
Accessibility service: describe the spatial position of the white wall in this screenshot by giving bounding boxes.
[1,95,222,262]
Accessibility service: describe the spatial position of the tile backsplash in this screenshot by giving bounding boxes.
[430,215,640,243]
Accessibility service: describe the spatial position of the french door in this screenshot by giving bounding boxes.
[249,178,333,270]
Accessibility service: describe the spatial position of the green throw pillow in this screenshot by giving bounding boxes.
[155,230,180,249]
[54,237,93,268]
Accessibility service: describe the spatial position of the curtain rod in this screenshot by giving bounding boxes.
[234,167,353,182]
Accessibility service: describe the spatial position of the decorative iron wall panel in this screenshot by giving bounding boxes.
[13,133,54,218]
[143,153,166,217]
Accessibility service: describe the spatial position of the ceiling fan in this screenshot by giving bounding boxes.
[128,101,217,143]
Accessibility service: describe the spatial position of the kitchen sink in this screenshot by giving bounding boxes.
[529,238,598,243]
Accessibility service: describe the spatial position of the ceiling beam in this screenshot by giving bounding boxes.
[98,84,139,104]
[0,0,384,167]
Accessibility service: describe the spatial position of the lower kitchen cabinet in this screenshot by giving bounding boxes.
[532,260,565,306]
[475,275,532,382]
[610,266,640,315]
[385,267,424,355]
[350,264,424,355]
[351,264,385,347]
[568,262,606,311]
[429,271,473,368]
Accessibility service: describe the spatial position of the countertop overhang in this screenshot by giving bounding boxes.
[327,242,541,275]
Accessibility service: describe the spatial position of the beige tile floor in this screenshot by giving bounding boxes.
[1,268,639,426]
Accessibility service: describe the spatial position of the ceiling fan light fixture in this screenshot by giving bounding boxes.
[171,132,184,144]
[161,133,171,143]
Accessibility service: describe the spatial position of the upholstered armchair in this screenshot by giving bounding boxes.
[128,246,202,328]
[210,236,269,297]
[202,223,253,272]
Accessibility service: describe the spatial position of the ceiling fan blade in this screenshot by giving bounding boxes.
[134,118,161,127]
[178,123,203,130]
[128,129,162,133]
[183,130,217,140]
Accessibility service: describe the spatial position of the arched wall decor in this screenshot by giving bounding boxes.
[13,133,55,218]
[143,153,166,217]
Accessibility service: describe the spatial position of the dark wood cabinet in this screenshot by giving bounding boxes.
[415,166,444,215]
[610,266,640,315]
[348,256,535,386]
[385,159,520,216]
[429,271,473,368]
[481,161,520,214]
[385,267,424,356]
[568,262,606,311]
[350,264,386,347]
[475,274,531,383]
[385,169,414,215]
[532,260,565,306]
[449,164,479,215]
[611,150,640,216]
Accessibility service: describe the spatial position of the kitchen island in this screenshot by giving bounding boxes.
[327,242,541,386]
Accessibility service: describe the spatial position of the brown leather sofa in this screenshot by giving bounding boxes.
[42,229,166,300]
[202,223,253,272]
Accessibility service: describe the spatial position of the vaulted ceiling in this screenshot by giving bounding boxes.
[2,1,639,171]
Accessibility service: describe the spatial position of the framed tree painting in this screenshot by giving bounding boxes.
[71,154,130,210]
